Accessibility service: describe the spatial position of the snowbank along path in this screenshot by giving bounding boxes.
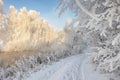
[25,54,85,80]
[25,48,108,80]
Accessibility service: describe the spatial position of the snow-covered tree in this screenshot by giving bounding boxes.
[0,0,4,30]
[0,5,57,52]
[0,0,3,39]
[57,0,120,74]
[0,0,6,50]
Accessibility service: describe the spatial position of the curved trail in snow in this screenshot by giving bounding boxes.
[25,51,108,80]
[25,54,86,80]
[81,55,86,80]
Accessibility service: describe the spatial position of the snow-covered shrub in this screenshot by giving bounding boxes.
[98,54,120,73]
[0,54,47,80]
[15,55,37,71]
[93,48,117,64]
[91,47,120,73]
[0,66,17,80]
[0,49,78,80]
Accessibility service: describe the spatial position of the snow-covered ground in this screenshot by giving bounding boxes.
[24,52,109,80]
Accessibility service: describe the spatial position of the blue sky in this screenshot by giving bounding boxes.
[3,0,74,28]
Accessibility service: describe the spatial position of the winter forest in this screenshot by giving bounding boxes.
[0,0,120,80]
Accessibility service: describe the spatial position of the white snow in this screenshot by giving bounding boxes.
[24,52,109,80]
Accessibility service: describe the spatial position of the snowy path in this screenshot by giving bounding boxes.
[24,53,108,80]
[24,54,84,80]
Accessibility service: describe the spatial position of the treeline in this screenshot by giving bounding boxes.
[0,0,84,65]
[0,2,58,52]
[0,0,85,80]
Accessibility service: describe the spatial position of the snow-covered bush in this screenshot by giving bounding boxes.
[0,48,80,80]
[97,53,120,73]
[0,54,49,80]
[93,48,117,64]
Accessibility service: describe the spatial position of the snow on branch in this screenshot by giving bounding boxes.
[75,0,99,20]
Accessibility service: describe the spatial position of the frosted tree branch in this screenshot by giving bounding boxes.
[75,0,98,20]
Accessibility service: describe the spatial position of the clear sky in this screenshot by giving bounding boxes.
[3,0,74,28]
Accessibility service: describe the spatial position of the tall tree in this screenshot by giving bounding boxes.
[2,6,57,52]
[57,0,120,74]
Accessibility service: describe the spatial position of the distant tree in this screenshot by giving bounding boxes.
[2,6,57,52]
[0,0,6,49]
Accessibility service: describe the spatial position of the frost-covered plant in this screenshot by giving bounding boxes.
[93,48,117,64]
[0,54,50,80]
[0,2,58,52]
[95,53,120,73]
[0,49,77,80]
